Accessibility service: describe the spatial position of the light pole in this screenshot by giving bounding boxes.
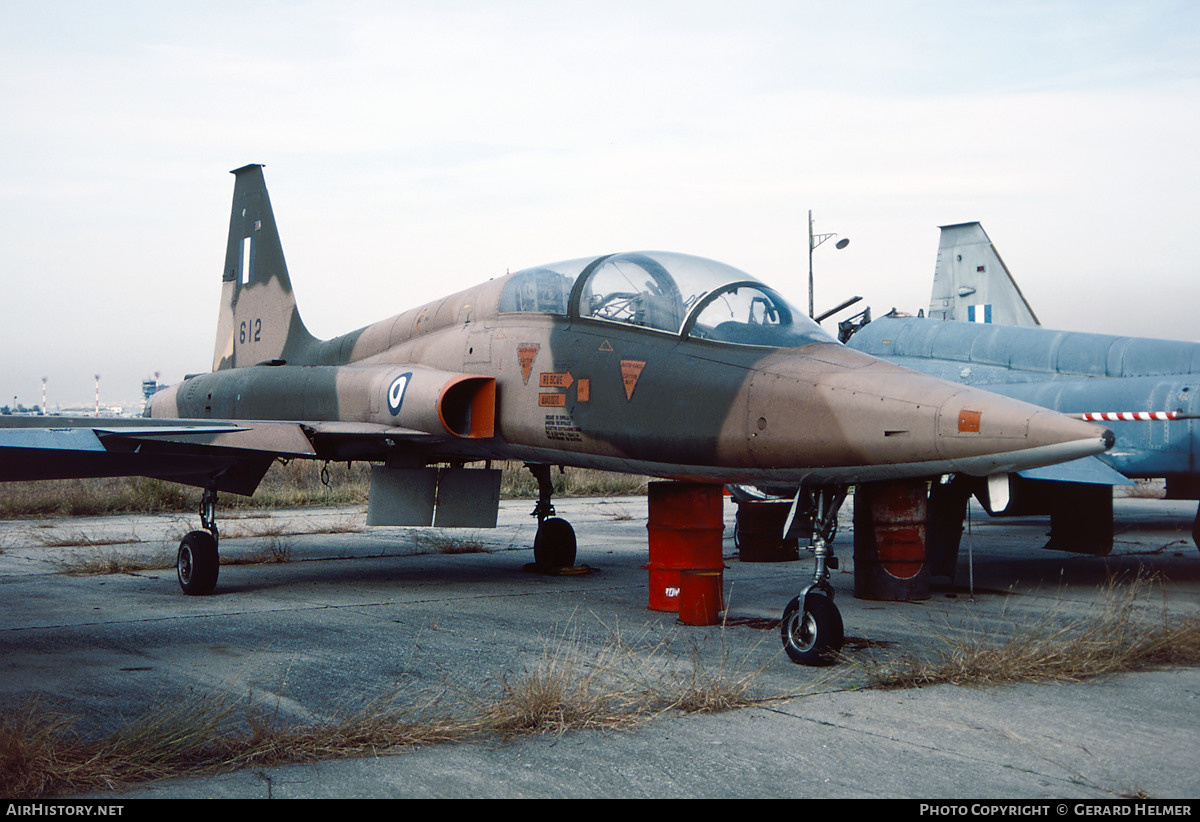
[808,209,850,318]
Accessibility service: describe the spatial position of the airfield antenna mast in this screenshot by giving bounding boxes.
[808,209,850,318]
[41,377,47,415]
[94,374,100,417]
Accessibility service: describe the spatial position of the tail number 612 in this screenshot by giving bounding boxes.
[239,319,262,344]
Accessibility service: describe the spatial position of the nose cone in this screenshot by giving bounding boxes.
[933,388,1114,476]
[741,345,1114,483]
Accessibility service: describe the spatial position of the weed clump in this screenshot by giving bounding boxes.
[862,573,1200,689]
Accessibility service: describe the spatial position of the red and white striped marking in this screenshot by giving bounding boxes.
[1072,411,1187,421]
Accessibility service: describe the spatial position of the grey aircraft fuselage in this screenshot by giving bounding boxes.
[847,315,1199,485]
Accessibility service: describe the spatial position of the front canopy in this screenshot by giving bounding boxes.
[499,251,835,348]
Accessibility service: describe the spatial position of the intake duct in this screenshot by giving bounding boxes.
[158,364,496,439]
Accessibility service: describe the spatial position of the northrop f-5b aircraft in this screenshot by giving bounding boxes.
[0,167,1113,664]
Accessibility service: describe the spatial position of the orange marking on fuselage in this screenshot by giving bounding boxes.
[621,360,645,400]
[518,344,540,385]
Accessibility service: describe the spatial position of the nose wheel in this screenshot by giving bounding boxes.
[780,486,847,665]
[781,592,843,665]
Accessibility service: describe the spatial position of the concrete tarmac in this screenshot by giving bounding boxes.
[1,494,1197,799]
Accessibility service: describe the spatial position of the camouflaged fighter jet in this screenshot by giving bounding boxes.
[0,165,1114,664]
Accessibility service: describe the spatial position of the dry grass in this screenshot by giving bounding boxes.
[476,638,653,736]
[664,647,774,714]
[61,547,175,576]
[411,532,492,555]
[226,537,294,566]
[0,687,469,798]
[0,626,787,798]
[32,530,141,549]
[59,534,307,575]
[499,465,649,499]
[860,572,1200,689]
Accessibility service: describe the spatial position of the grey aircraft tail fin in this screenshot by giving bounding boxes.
[926,222,1040,327]
[212,164,319,371]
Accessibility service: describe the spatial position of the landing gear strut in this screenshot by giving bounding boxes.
[780,486,847,665]
[178,488,220,596]
[528,464,577,569]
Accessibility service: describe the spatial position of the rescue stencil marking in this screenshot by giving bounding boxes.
[621,360,646,400]
[518,344,540,385]
[387,372,412,415]
[577,378,591,402]
[539,393,566,407]
[599,339,614,352]
[540,372,574,389]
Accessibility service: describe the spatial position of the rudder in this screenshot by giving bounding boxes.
[926,221,1040,327]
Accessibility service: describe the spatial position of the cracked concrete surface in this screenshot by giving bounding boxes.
[1,495,1197,798]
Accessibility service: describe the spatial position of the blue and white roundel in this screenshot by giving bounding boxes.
[387,373,412,415]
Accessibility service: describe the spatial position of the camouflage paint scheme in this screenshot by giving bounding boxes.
[146,165,1111,493]
[0,167,1120,661]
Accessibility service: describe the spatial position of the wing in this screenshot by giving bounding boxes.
[0,416,434,495]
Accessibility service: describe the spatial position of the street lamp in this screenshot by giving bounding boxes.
[808,209,849,318]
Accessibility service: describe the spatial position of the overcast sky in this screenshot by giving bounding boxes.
[2,0,1198,408]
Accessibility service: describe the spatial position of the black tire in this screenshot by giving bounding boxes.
[533,517,577,568]
[177,530,219,596]
[780,593,843,666]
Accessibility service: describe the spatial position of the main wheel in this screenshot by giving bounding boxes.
[780,593,843,666]
[533,517,577,569]
[177,530,219,596]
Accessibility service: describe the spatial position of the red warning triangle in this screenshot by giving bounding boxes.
[621,359,645,400]
[518,344,539,385]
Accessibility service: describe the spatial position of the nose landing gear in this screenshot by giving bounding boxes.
[780,486,847,666]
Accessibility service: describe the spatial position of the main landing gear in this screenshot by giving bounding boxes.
[178,488,220,595]
[780,486,847,666]
[527,464,577,570]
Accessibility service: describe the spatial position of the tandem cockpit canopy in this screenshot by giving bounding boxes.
[498,251,835,348]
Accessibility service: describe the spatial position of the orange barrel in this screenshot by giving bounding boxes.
[735,500,801,562]
[646,481,725,612]
[852,479,931,601]
[678,570,724,625]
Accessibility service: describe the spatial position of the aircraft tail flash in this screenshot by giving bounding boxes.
[927,222,1040,327]
[213,164,319,371]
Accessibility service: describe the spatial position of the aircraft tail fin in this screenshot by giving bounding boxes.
[926,222,1040,327]
[212,164,319,371]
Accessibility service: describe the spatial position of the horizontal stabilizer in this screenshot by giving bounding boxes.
[99,422,317,458]
[1017,455,1134,486]
[303,421,433,439]
[0,427,105,452]
[0,417,321,494]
